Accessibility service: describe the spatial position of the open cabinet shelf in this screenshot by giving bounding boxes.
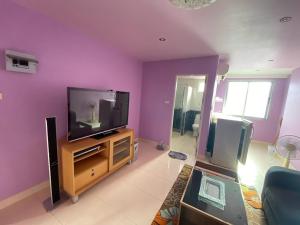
[74,146,106,163]
[74,155,107,176]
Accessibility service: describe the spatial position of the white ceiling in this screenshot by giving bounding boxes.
[13,0,300,76]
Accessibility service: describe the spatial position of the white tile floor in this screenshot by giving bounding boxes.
[0,140,282,225]
[0,140,196,225]
[238,141,283,194]
[170,131,197,156]
[170,132,284,195]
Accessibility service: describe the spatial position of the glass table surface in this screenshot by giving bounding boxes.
[182,167,247,225]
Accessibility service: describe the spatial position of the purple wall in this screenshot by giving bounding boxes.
[140,56,219,154]
[0,1,142,201]
[280,68,300,169]
[214,78,289,143]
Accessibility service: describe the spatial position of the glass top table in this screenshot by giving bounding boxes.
[180,164,248,225]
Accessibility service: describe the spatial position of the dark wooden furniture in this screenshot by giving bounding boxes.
[194,161,238,182]
[179,161,247,225]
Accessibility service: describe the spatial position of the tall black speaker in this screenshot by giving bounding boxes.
[45,117,61,206]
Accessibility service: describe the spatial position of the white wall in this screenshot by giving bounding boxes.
[175,77,205,111]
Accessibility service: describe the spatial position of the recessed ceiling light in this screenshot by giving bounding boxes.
[159,37,167,42]
[280,16,292,23]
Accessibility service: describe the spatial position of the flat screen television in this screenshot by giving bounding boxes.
[67,87,129,142]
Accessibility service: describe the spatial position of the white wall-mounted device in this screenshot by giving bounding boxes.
[217,61,229,81]
[5,50,38,74]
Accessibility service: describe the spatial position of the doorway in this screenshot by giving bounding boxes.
[170,76,206,157]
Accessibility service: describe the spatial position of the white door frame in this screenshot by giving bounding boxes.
[169,75,208,157]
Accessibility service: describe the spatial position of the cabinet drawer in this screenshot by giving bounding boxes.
[75,160,108,191]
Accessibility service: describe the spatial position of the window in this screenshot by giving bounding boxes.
[224,81,272,118]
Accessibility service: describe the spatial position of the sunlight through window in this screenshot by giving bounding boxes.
[224,81,272,118]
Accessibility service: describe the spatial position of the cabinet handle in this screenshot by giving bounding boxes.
[91,172,95,177]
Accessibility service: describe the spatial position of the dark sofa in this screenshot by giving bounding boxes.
[262,166,300,225]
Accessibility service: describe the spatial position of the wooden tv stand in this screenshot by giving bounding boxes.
[61,128,134,203]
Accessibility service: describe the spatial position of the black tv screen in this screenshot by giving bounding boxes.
[67,87,129,141]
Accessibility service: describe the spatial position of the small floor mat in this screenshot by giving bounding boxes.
[168,151,187,160]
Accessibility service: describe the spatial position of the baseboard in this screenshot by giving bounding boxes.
[251,139,272,145]
[137,137,170,150]
[0,180,49,210]
[137,137,157,145]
